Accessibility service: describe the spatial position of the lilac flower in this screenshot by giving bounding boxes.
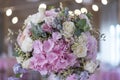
[13,63,26,74]
[8,77,20,80]
[66,74,78,80]
[86,32,97,60]
[79,71,89,80]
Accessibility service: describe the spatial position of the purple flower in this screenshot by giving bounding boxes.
[8,77,20,80]
[86,32,97,60]
[66,74,78,80]
[79,71,89,80]
[13,63,26,74]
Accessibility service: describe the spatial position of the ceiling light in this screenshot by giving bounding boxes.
[39,3,47,9]
[92,4,99,12]
[6,9,12,16]
[12,17,18,24]
[101,0,108,5]
[75,0,83,3]
[80,7,88,13]
[74,9,81,15]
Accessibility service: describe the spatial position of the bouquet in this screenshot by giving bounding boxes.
[8,4,99,80]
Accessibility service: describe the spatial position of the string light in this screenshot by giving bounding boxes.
[101,0,108,5]
[92,4,99,12]
[75,0,83,3]
[6,9,12,16]
[80,7,88,13]
[74,9,81,15]
[12,17,18,24]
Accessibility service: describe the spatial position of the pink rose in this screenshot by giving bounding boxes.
[41,23,52,32]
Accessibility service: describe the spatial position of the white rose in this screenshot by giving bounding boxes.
[21,37,33,53]
[72,43,87,57]
[84,60,99,73]
[22,58,31,69]
[24,8,45,25]
[62,21,75,38]
[78,33,87,44]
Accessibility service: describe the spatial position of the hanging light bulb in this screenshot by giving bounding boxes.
[101,0,108,5]
[92,4,99,12]
[12,17,18,24]
[6,9,12,16]
[80,7,88,13]
[75,0,83,3]
[74,9,81,15]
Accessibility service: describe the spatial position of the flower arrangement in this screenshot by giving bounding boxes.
[8,4,99,80]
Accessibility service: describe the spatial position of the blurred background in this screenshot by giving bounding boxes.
[0,0,120,80]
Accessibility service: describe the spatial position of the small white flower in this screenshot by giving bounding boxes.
[21,37,33,53]
[24,8,46,25]
[84,60,99,73]
[62,21,75,38]
[22,58,31,69]
[16,57,24,63]
[72,43,87,57]
[78,33,87,44]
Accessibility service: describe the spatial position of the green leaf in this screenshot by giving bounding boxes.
[15,73,21,78]
[84,24,90,31]
[75,19,86,30]
[74,29,83,37]
[86,12,93,20]
[30,22,50,39]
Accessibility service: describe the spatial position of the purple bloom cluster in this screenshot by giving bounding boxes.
[13,63,27,74]
[8,77,20,80]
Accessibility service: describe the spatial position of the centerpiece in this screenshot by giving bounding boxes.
[8,3,99,80]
